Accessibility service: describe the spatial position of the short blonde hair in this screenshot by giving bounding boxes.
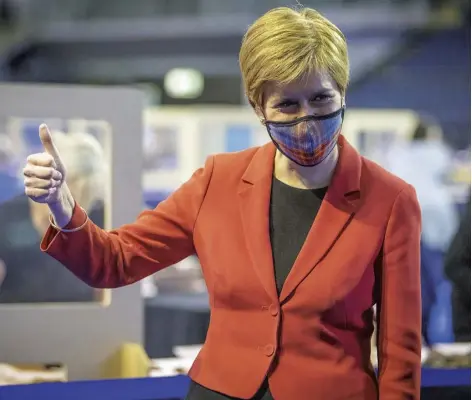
[239,7,349,107]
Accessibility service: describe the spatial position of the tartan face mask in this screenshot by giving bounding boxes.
[264,107,345,167]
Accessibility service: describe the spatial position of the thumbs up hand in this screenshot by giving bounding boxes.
[23,124,66,204]
[23,124,74,227]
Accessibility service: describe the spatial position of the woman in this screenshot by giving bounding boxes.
[23,7,421,400]
[0,130,106,303]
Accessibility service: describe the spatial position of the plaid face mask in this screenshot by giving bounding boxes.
[265,107,344,167]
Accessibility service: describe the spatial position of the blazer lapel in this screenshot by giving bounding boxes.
[279,136,363,304]
[238,143,279,302]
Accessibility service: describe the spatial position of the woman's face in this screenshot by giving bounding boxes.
[259,70,343,122]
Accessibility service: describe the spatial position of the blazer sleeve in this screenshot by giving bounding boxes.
[40,156,215,288]
[376,184,422,399]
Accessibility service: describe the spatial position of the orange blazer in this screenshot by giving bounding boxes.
[42,136,422,400]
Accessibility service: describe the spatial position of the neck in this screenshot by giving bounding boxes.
[274,145,339,189]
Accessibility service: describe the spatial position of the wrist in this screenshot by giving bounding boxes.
[48,185,75,228]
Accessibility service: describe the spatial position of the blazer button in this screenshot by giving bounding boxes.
[263,344,275,357]
[269,304,279,317]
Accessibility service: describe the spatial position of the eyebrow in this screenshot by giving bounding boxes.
[273,89,334,104]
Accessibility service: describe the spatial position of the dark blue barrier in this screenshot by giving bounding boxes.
[0,369,470,400]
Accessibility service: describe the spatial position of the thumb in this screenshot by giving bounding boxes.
[39,124,63,167]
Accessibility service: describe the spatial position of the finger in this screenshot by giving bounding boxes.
[26,153,57,168]
[39,124,63,166]
[25,187,53,198]
[24,176,61,189]
[23,165,61,180]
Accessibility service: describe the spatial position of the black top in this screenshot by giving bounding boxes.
[269,177,328,295]
[187,177,327,400]
[0,195,104,303]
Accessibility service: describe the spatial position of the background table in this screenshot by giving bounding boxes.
[145,293,210,358]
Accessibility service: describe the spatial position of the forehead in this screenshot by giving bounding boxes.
[264,70,339,100]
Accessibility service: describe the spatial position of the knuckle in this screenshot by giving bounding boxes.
[29,153,52,166]
[27,153,42,164]
[44,168,54,178]
[44,156,54,166]
[23,165,33,174]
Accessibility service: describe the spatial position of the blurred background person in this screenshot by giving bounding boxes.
[0,133,22,203]
[0,258,5,290]
[380,117,459,344]
[0,130,107,303]
[445,194,471,342]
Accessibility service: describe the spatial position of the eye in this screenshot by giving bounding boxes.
[275,100,297,109]
[311,94,332,102]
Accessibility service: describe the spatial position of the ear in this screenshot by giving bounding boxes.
[250,101,266,125]
[245,89,267,126]
[255,110,266,125]
[338,89,346,107]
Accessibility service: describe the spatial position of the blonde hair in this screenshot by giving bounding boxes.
[239,7,349,107]
[51,130,108,205]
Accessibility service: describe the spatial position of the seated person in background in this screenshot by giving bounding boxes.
[444,195,471,342]
[0,131,107,303]
[381,118,458,343]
